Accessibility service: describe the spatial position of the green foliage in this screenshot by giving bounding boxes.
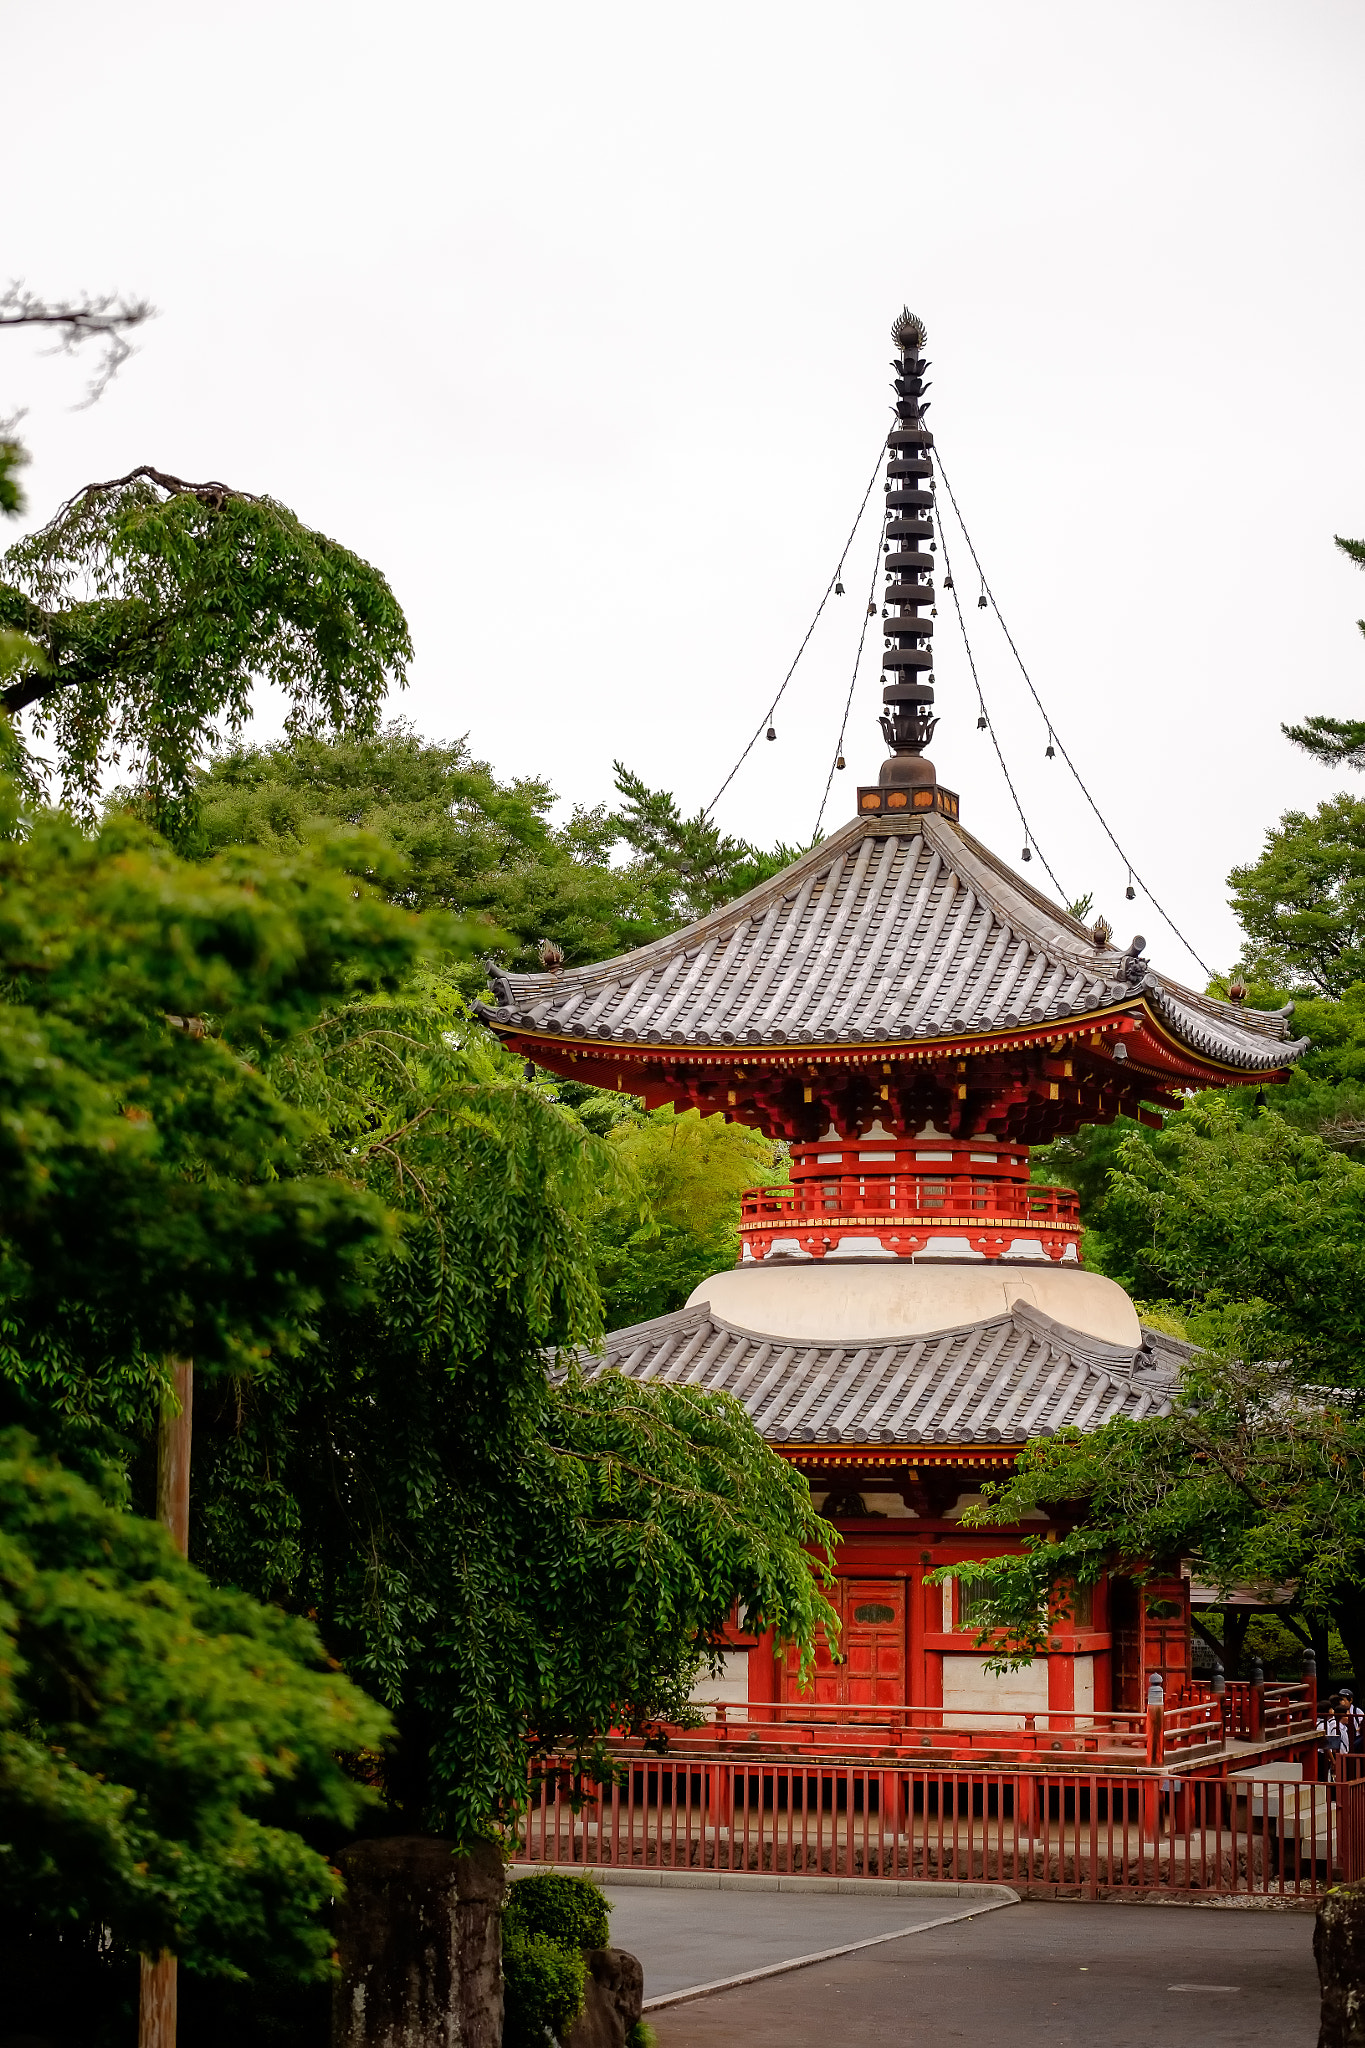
[0,433,27,519]
[583,1102,784,1325]
[610,762,814,927]
[0,1427,389,1980]
[502,1920,586,2048]
[1282,536,1365,771]
[933,1351,1365,1682]
[1228,793,1365,998]
[1089,1096,1365,1380]
[0,470,411,832]
[505,1872,611,1953]
[0,788,435,1471]
[191,992,836,1843]
[502,1875,612,2048]
[193,724,665,973]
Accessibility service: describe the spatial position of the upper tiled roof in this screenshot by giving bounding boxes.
[569,1299,1185,1446]
[482,812,1304,1073]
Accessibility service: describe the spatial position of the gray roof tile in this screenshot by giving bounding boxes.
[486,812,1304,1072]
[567,1300,1184,1445]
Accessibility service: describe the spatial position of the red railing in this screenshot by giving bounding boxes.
[521,1753,1365,1900]
[681,1697,1236,1769]
[740,1180,1081,1226]
[1174,1678,1315,1743]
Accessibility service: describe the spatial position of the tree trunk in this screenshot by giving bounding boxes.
[333,1836,504,2048]
[140,1360,192,2048]
[1334,1595,1365,1691]
[139,1954,177,2048]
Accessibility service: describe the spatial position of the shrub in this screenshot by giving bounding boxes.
[502,1874,612,2046]
[505,1873,611,1953]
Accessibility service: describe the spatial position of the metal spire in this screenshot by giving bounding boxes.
[878,308,938,789]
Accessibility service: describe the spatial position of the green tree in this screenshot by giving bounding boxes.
[191,990,834,1843]
[583,1100,784,1326]
[1070,1095,1365,1380]
[0,1431,388,1984]
[1228,793,1365,999]
[1282,534,1365,771]
[0,468,410,834]
[933,1350,1364,1684]
[193,724,665,971]
[0,789,442,1471]
[610,762,814,926]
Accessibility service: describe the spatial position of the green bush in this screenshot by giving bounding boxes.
[502,1874,612,2046]
[506,1873,611,1952]
[502,1922,587,2048]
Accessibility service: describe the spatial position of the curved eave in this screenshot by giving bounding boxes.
[487,990,1303,1086]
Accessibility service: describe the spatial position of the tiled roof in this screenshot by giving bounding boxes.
[570,1299,1185,1446]
[482,812,1304,1073]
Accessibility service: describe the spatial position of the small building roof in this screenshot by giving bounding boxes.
[567,1297,1185,1448]
[481,810,1303,1076]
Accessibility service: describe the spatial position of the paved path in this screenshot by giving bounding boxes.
[635,1897,1318,2047]
[599,1886,980,1999]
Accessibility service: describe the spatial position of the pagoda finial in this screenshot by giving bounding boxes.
[878,308,938,791]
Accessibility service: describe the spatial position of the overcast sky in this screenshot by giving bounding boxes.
[6,0,1364,981]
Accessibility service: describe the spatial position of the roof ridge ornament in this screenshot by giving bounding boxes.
[879,307,939,797]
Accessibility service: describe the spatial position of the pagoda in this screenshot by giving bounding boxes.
[479,311,1305,1726]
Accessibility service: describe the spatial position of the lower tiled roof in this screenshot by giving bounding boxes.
[568,1300,1184,1446]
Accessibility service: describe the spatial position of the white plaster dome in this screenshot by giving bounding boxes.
[686,1259,1142,1349]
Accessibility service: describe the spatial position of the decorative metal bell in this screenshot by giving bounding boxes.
[1045,740,1055,758]
[977,592,988,609]
[977,714,988,730]
[835,576,845,596]
[1021,845,1032,863]
[944,574,954,590]
[836,754,846,771]
[766,726,777,742]
[1125,882,1136,900]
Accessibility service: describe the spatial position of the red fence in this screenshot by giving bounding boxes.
[686,1689,1311,1769]
[522,1753,1365,1901]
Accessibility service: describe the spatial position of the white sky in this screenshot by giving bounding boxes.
[5,0,1364,981]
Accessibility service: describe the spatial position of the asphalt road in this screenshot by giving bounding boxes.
[599,1886,980,1999]
[621,1895,1318,2048]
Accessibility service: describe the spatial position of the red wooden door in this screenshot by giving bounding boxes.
[842,1581,906,1706]
[784,1579,907,1710]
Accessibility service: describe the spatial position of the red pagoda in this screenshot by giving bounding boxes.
[480,310,1305,1739]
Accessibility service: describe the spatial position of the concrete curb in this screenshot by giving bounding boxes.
[506,1866,1020,2009]
[508,1863,1017,1903]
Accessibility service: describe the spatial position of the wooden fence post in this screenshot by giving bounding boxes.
[140,1358,193,2048]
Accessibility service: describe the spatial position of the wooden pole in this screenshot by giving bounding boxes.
[140,1358,193,2048]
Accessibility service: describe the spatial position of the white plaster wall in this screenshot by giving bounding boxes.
[690,1648,749,1711]
[941,1654,1049,1730]
[1073,1653,1095,1723]
[689,1262,1141,1346]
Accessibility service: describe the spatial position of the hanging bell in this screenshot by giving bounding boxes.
[931,606,938,617]
[977,592,988,610]
[1125,879,1136,900]
[943,574,954,590]
[1045,739,1055,759]
[835,576,846,596]
[1021,845,1033,863]
[836,754,846,771]
[869,602,878,617]
[523,1059,536,1082]
[977,714,988,730]
[766,726,777,742]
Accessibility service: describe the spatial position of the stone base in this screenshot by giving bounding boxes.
[1317,1883,1365,2047]
[333,1836,504,2048]
[566,1949,645,2048]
